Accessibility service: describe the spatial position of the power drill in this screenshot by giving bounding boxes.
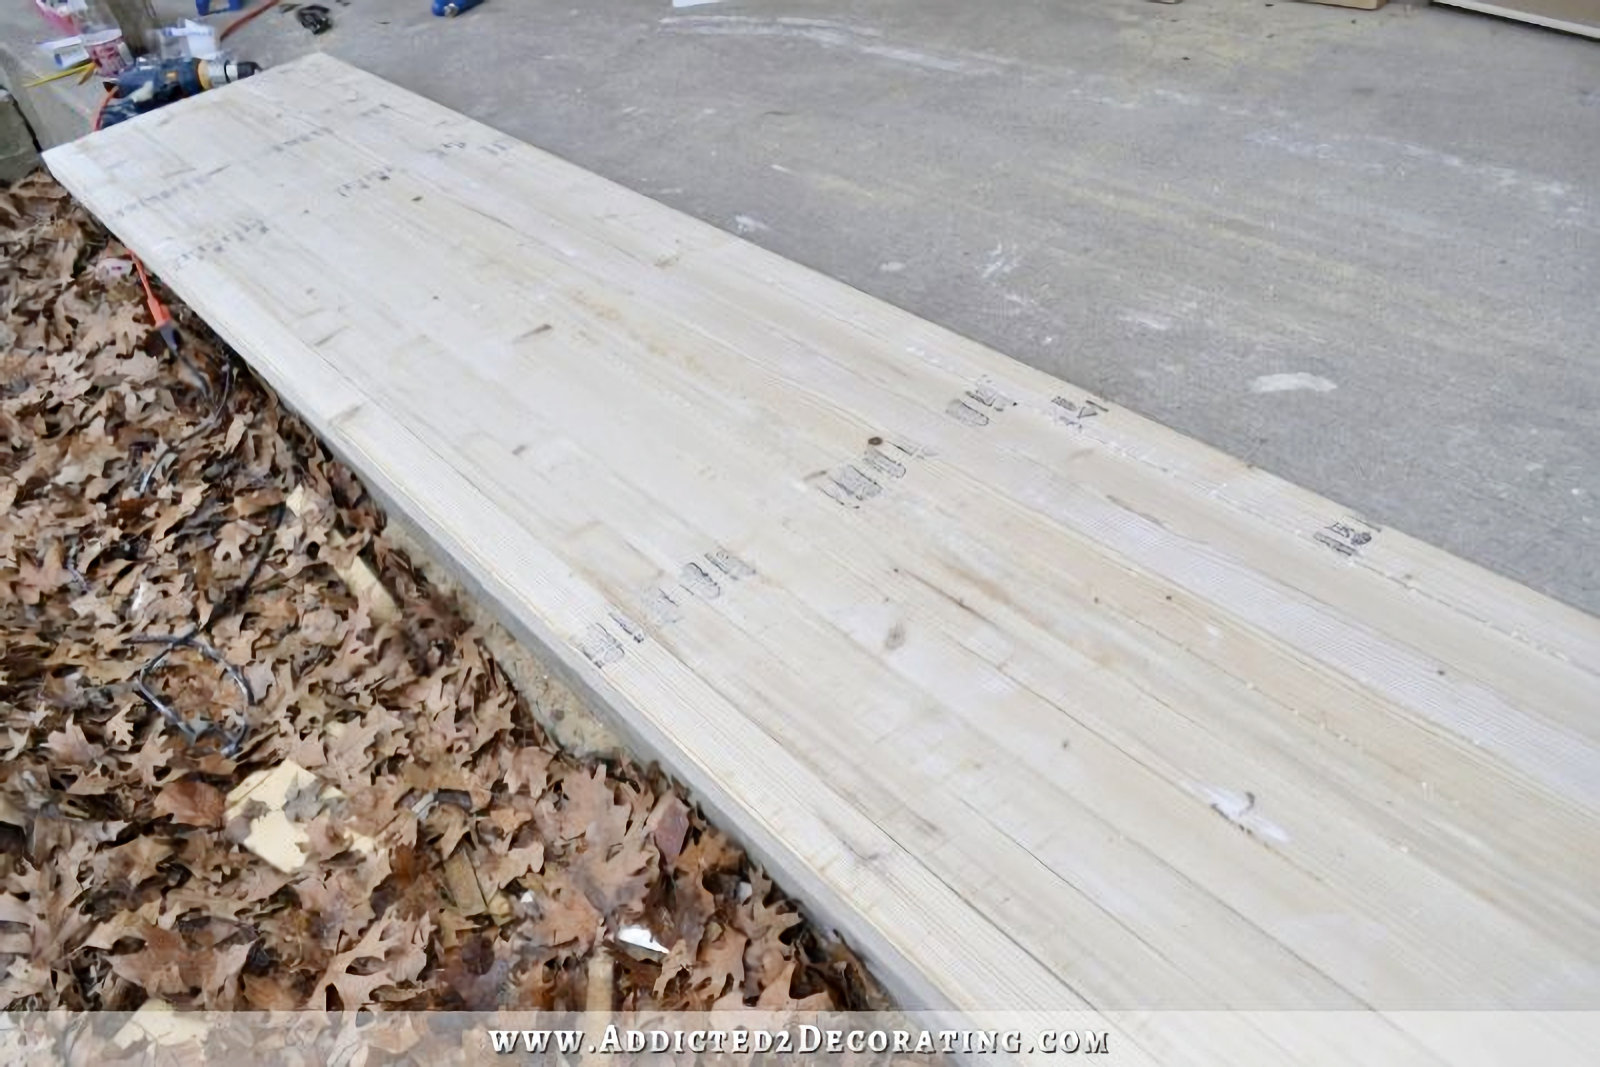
[100,57,261,129]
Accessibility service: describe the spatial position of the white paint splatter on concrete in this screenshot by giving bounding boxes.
[671,0,722,8]
[1119,310,1173,332]
[1249,372,1337,395]
[1191,783,1290,844]
[732,215,770,235]
[980,242,1021,280]
[878,260,906,273]
[659,16,1008,75]
[769,162,791,173]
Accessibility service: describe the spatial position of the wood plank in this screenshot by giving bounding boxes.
[44,55,1600,1034]
[1436,0,1600,38]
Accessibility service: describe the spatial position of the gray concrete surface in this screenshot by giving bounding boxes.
[5,0,1598,614]
[0,89,38,182]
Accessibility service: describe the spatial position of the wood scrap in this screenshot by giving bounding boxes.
[284,483,399,624]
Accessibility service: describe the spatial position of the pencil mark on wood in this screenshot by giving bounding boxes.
[513,323,553,342]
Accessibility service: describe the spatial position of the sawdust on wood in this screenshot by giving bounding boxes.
[0,172,885,1014]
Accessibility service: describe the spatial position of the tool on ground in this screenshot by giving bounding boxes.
[432,0,485,16]
[196,0,245,14]
[292,4,333,34]
[97,56,260,128]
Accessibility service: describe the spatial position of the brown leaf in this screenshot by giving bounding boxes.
[691,929,746,1000]
[153,780,226,828]
[106,925,250,1006]
[307,912,432,1012]
[754,958,833,1011]
[45,721,102,766]
[646,794,691,865]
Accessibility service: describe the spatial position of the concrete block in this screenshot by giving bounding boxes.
[0,89,40,184]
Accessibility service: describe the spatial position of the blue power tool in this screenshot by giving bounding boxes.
[100,57,260,129]
[432,0,484,15]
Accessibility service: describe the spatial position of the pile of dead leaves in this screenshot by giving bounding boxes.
[0,172,880,1014]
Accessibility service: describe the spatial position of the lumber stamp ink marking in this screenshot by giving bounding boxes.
[707,549,756,580]
[578,623,625,669]
[1051,396,1110,430]
[336,166,395,198]
[832,465,882,501]
[427,139,470,159]
[171,219,270,268]
[967,380,1017,411]
[887,438,936,459]
[809,472,862,508]
[1314,519,1378,557]
[680,562,722,599]
[861,447,906,479]
[609,611,647,644]
[641,587,683,626]
[809,440,924,507]
[945,399,990,427]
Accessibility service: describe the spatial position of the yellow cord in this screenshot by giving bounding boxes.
[25,62,94,87]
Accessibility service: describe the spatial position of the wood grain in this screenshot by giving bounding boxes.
[45,56,1600,1034]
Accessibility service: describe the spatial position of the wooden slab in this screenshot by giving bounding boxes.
[1436,0,1600,38]
[45,56,1600,1029]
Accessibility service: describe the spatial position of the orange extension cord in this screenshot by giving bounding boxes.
[92,87,177,353]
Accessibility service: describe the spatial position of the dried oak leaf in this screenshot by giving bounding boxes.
[153,780,226,828]
[107,925,250,1006]
[525,870,602,954]
[645,794,691,865]
[754,958,833,1011]
[306,911,432,1012]
[94,836,174,889]
[690,929,746,1001]
[477,842,545,894]
[45,720,102,766]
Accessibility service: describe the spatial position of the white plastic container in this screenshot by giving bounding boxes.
[68,0,132,76]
